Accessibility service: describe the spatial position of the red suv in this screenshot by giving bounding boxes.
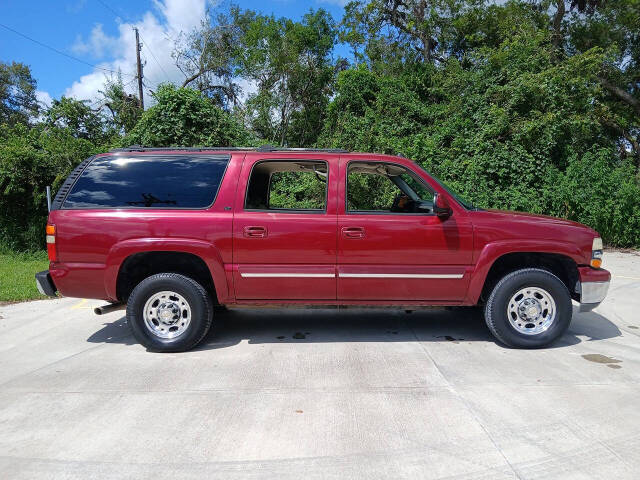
[36,146,610,352]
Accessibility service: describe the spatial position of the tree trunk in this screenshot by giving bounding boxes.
[551,0,566,57]
[598,77,640,117]
[280,102,287,147]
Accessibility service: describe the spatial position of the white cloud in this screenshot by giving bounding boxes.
[236,77,258,104]
[35,90,53,109]
[153,0,208,36]
[64,0,210,104]
[316,0,350,6]
[71,24,119,58]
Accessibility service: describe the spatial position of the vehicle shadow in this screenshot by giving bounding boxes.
[86,316,137,346]
[86,305,621,351]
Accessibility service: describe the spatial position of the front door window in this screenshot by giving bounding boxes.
[347,162,434,214]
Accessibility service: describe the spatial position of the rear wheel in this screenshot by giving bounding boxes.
[484,268,572,348]
[126,273,213,352]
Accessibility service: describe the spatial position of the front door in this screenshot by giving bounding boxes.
[337,159,473,302]
[233,155,339,300]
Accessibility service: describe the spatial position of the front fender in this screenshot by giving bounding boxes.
[465,239,586,304]
[104,238,231,303]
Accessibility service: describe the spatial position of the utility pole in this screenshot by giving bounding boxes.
[134,27,144,110]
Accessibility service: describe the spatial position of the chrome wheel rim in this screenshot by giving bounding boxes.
[507,286,556,335]
[143,291,191,339]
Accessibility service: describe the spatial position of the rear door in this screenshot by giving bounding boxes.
[232,154,339,300]
[337,158,473,302]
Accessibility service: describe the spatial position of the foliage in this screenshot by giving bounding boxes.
[0,123,97,250]
[234,8,338,147]
[268,172,327,209]
[341,0,475,65]
[347,172,398,211]
[319,31,640,246]
[45,96,112,143]
[0,61,39,126]
[125,84,255,147]
[100,76,142,134]
[173,6,244,107]
[1,1,639,250]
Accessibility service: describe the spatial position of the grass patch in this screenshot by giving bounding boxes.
[0,250,49,302]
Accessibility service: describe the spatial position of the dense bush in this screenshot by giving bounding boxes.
[319,35,640,247]
[0,123,97,250]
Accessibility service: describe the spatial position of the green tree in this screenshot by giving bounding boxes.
[0,61,39,126]
[100,76,142,134]
[567,0,640,165]
[173,6,244,108]
[44,96,110,143]
[125,84,254,147]
[235,9,338,146]
[341,0,478,68]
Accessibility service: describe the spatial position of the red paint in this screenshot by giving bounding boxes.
[46,150,608,305]
[578,266,611,283]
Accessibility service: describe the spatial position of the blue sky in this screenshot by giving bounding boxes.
[0,0,349,107]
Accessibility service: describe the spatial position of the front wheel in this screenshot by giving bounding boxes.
[484,268,572,348]
[126,273,213,352]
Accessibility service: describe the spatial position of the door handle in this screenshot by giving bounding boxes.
[342,226,365,239]
[243,226,267,238]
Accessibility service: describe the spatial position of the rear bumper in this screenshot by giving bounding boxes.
[577,267,610,312]
[35,270,58,297]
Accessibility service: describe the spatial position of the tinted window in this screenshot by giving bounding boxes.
[63,155,229,209]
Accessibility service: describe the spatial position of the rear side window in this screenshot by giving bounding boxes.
[62,155,229,209]
[245,160,327,212]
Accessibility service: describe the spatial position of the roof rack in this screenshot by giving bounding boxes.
[109,144,350,154]
[255,144,349,153]
[109,145,248,153]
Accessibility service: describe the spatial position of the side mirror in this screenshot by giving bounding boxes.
[433,193,452,218]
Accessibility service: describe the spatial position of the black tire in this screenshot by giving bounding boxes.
[126,273,213,352]
[484,268,572,348]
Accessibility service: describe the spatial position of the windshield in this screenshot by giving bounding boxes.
[415,165,479,210]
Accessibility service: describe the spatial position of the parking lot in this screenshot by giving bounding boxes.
[1,251,639,479]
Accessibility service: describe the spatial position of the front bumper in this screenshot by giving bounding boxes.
[576,266,610,312]
[35,270,58,297]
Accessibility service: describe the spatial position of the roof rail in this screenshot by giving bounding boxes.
[109,144,350,154]
[109,145,252,153]
[255,144,349,153]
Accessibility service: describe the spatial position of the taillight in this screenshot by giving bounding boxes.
[590,237,603,268]
[46,224,57,262]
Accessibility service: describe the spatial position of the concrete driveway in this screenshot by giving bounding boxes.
[1,252,639,479]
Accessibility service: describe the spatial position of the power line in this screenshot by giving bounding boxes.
[140,65,159,88]
[124,76,138,88]
[0,22,137,78]
[93,0,172,84]
[138,32,172,84]
[94,0,123,20]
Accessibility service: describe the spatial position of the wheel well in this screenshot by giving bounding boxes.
[480,252,579,304]
[116,251,217,303]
